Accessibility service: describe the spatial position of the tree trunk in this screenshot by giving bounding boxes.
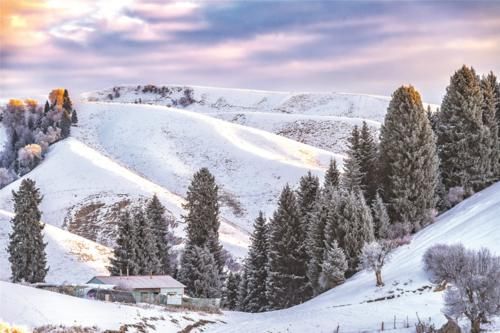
[471,318,481,333]
[375,270,384,286]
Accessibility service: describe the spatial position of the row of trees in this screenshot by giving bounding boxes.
[0,89,78,187]
[108,195,173,276]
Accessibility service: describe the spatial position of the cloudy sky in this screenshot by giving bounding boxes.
[1,0,499,103]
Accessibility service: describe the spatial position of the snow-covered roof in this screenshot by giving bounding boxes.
[89,275,185,290]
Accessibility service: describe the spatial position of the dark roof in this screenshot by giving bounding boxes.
[89,275,185,290]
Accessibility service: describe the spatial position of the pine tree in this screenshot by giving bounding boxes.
[379,85,439,231]
[146,195,172,274]
[109,210,139,276]
[222,272,241,310]
[134,207,161,275]
[319,240,347,290]
[43,101,50,115]
[8,178,48,283]
[323,159,340,190]
[371,192,390,239]
[183,168,224,272]
[237,269,249,311]
[178,245,221,298]
[436,66,486,195]
[62,89,73,113]
[244,212,269,312]
[481,73,500,183]
[342,126,363,191]
[71,110,78,125]
[60,110,71,138]
[358,121,378,203]
[266,184,309,309]
[296,172,320,232]
[324,190,374,275]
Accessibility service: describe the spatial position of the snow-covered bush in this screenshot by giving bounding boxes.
[423,243,467,283]
[0,168,16,187]
[17,144,42,175]
[359,240,395,286]
[447,186,465,206]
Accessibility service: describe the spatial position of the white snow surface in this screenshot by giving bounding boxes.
[207,182,500,333]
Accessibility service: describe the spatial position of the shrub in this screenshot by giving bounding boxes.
[423,243,467,283]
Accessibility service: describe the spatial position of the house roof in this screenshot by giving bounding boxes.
[89,275,185,290]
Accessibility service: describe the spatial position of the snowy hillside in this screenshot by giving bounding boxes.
[0,209,111,284]
[208,181,500,333]
[0,281,223,332]
[72,102,340,232]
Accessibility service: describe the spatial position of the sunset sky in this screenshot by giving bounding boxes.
[1,0,499,103]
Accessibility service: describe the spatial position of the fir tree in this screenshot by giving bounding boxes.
[342,126,363,191]
[183,168,224,272]
[60,110,71,138]
[237,269,249,311]
[178,245,221,298]
[436,66,486,195]
[266,184,309,309]
[323,159,340,190]
[379,85,439,231]
[481,73,500,183]
[319,240,347,290]
[146,195,172,274]
[371,192,390,239]
[62,89,73,113]
[43,101,50,115]
[134,207,161,275]
[8,178,48,283]
[222,272,241,310]
[71,110,78,125]
[109,210,139,276]
[244,212,270,312]
[358,121,378,203]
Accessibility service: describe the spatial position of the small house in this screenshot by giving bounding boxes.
[87,275,185,305]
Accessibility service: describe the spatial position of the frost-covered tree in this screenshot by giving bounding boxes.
[359,241,394,287]
[266,184,309,309]
[437,66,487,195]
[342,126,363,191]
[0,168,16,188]
[480,73,500,183]
[109,210,139,276]
[17,144,42,176]
[222,272,241,310]
[296,171,320,233]
[324,190,374,275]
[243,212,269,312]
[442,248,500,333]
[319,240,347,290]
[178,245,221,298]
[358,121,378,204]
[371,192,390,239]
[146,195,172,274]
[237,269,249,311]
[323,159,340,190]
[379,85,439,232]
[8,179,48,283]
[133,207,161,275]
[183,168,223,273]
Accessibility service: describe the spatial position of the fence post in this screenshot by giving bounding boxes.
[394,315,396,329]
[381,321,384,331]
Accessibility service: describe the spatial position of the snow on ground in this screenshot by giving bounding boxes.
[0,281,223,332]
[72,102,340,232]
[0,209,111,284]
[207,181,500,333]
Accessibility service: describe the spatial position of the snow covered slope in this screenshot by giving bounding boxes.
[0,209,111,284]
[72,102,339,232]
[0,281,223,332]
[208,181,500,333]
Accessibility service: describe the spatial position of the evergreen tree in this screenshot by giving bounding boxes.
[62,89,73,113]
[296,172,320,232]
[178,245,221,298]
[109,210,139,276]
[237,269,249,311]
[371,192,390,239]
[244,212,270,312]
[436,66,486,195]
[379,85,439,231]
[324,190,374,275]
[183,168,223,272]
[222,272,241,310]
[481,73,500,183]
[358,121,378,203]
[323,159,340,190]
[266,184,309,309]
[71,110,78,125]
[319,240,347,290]
[60,110,71,138]
[8,178,48,283]
[134,207,161,275]
[342,126,363,191]
[146,195,172,274]
[43,101,50,115]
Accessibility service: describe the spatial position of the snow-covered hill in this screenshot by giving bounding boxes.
[0,281,223,332]
[208,181,500,333]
